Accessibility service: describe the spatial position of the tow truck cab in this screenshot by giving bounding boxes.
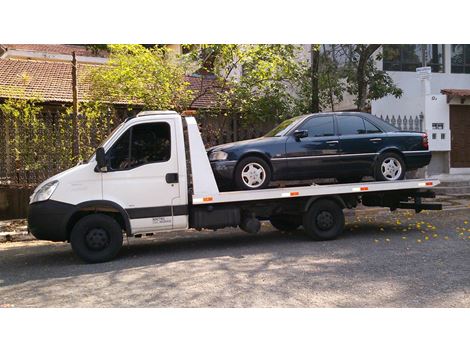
[28,111,441,263]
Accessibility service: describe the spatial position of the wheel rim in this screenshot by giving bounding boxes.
[241,162,266,188]
[85,228,110,251]
[316,210,334,231]
[381,157,402,181]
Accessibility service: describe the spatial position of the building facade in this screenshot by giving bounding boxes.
[372,44,470,176]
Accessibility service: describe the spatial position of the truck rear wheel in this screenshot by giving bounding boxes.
[303,199,344,241]
[269,215,301,232]
[70,214,123,263]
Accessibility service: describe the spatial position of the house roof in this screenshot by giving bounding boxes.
[1,44,108,58]
[0,58,222,108]
[441,89,470,97]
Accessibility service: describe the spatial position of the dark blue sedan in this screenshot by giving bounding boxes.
[207,112,431,190]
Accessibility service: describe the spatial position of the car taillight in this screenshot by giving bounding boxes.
[422,133,429,149]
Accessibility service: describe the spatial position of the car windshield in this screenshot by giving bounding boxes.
[264,116,301,137]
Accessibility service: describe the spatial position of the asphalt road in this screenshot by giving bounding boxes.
[0,208,469,307]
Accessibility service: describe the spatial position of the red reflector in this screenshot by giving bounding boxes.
[425,181,433,186]
[360,187,369,191]
[203,196,213,202]
[290,191,299,196]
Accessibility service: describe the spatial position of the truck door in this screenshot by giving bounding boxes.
[102,119,181,233]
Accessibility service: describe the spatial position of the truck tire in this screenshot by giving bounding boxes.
[70,214,123,263]
[234,156,271,190]
[269,215,301,232]
[303,199,344,241]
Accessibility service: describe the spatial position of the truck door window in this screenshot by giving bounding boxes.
[106,122,171,171]
[129,122,171,168]
[107,129,131,171]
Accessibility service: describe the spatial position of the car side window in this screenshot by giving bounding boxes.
[337,115,366,135]
[363,119,382,134]
[300,116,335,137]
[106,122,171,171]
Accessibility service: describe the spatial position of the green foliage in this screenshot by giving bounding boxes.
[189,44,307,124]
[0,95,45,170]
[88,44,192,111]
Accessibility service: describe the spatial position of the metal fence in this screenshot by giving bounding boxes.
[376,114,424,132]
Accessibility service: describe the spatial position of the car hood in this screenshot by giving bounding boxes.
[207,137,275,152]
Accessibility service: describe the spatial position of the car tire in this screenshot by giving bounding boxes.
[374,152,406,181]
[269,214,302,232]
[234,156,272,190]
[70,214,123,263]
[303,199,344,241]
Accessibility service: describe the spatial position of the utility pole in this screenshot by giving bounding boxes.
[71,51,79,161]
[310,44,320,113]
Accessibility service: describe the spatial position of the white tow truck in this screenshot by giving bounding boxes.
[28,111,442,263]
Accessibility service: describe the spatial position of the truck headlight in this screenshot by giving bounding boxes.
[209,151,228,161]
[31,180,59,204]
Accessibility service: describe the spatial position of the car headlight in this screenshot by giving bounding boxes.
[209,150,228,161]
[31,180,59,204]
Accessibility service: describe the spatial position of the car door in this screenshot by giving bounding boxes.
[284,114,339,179]
[102,120,181,233]
[336,115,384,174]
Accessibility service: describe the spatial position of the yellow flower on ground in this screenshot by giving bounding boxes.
[425,236,429,240]
[444,236,449,240]
[417,239,422,243]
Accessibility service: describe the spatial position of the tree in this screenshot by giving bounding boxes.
[345,44,403,111]
[183,45,307,124]
[88,44,192,111]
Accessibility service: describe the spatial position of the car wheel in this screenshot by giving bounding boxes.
[70,214,123,263]
[269,214,301,232]
[303,199,344,241]
[375,152,406,181]
[234,156,271,190]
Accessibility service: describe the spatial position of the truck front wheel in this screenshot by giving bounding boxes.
[70,214,123,263]
[303,199,344,241]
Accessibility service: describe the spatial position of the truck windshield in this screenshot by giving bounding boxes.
[87,122,125,162]
[264,116,301,137]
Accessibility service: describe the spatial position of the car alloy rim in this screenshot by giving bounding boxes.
[381,157,402,181]
[241,162,266,188]
[85,228,110,251]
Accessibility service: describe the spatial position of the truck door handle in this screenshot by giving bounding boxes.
[326,140,339,144]
[165,173,179,183]
[369,138,382,142]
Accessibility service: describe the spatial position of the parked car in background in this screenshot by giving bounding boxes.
[207,112,431,190]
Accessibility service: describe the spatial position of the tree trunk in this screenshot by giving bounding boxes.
[71,52,79,162]
[310,44,320,113]
[356,44,380,111]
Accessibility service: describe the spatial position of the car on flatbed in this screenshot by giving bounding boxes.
[207,112,431,190]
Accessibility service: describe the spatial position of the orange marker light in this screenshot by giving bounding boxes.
[425,181,433,186]
[203,196,213,202]
[290,191,299,197]
[360,187,369,191]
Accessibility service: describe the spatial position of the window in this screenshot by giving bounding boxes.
[300,116,335,137]
[337,115,366,135]
[383,44,444,73]
[106,122,171,171]
[451,44,470,73]
[363,119,382,134]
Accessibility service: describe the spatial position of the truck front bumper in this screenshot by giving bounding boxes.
[28,200,75,242]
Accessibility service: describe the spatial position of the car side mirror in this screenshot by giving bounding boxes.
[294,130,308,140]
[95,147,108,172]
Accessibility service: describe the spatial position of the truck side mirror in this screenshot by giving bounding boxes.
[95,147,108,172]
[294,130,308,140]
